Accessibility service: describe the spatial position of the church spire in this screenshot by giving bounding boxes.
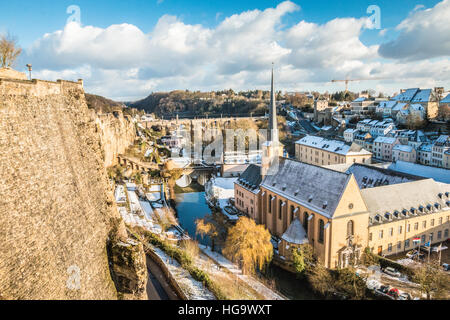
[268,63,279,144]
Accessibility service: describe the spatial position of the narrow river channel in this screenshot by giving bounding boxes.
[174,191,319,300]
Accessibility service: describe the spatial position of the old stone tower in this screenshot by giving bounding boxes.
[0,71,143,299]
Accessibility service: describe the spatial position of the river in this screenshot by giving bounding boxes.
[175,192,212,246]
[174,191,319,300]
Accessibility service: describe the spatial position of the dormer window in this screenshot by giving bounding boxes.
[445,192,449,198]
[435,203,441,210]
[402,209,408,217]
[419,205,424,213]
[393,211,400,218]
[427,204,432,212]
[410,208,417,215]
[323,201,328,209]
[294,189,300,196]
[438,193,443,199]
[282,184,287,191]
[308,195,313,203]
[385,212,392,220]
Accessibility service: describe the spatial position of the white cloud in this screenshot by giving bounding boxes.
[22,0,450,100]
[378,0,450,60]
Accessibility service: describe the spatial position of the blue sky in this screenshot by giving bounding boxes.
[1,0,449,100]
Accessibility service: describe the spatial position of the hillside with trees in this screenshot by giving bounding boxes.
[127,90,271,118]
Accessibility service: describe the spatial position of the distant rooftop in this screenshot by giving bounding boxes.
[296,135,371,156]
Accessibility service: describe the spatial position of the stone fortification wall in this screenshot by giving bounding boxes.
[0,77,130,299]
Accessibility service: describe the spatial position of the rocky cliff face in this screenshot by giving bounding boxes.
[95,110,136,168]
[0,77,145,300]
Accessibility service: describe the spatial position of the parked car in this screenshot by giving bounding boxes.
[376,285,389,295]
[383,267,401,278]
[406,250,425,261]
[387,288,399,299]
[442,263,450,271]
[398,292,412,300]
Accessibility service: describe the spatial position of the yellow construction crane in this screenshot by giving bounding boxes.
[331,78,384,93]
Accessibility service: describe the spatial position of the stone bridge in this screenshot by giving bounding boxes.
[139,116,265,130]
[117,155,160,172]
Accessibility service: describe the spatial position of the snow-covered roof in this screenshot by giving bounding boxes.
[393,144,414,153]
[392,102,408,111]
[374,136,397,144]
[344,128,358,134]
[388,161,450,184]
[392,88,419,102]
[261,158,351,218]
[411,89,432,103]
[361,179,450,223]
[441,93,450,104]
[378,101,397,109]
[281,219,309,245]
[353,97,366,103]
[409,104,425,111]
[295,135,370,156]
[418,143,432,152]
[434,135,449,146]
[340,163,421,189]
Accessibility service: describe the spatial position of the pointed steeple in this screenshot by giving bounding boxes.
[268,63,279,144]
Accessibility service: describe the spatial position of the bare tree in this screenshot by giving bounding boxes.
[0,34,22,68]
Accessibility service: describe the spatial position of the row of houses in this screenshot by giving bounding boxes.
[344,118,450,169]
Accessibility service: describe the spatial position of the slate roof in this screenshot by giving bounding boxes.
[374,136,398,144]
[236,164,262,192]
[361,179,450,225]
[281,218,309,245]
[342,163,422,189]
[393,144,414,153]
[392,88,419,102]
[411,89,432,103]
[388,161,450,184]
[296,135,371,156]
[260,158,352,218]
[441,93,450,103]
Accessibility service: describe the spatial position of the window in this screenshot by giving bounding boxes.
[430,233,433,242]
[279,200,283,220]
[414,222,418,231]
[379,230,384,239]
[405,239,410,248]
[431,219,435,227]
[389,228,393,237]
[422,221,426,229]
[369,233,372,241]
[438,231,442,239]
[398,226,402,234]
[445,229,449,238]
[290,206,295,222]
[268,196,272,213]
[347,220,354,237]
[303,212,309,234]
[318,220,325,244]
[407,224,410,232]
[439,217,443,225]
[397,241,401,250]
[388,243,392,252]
[421,235,426,243]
